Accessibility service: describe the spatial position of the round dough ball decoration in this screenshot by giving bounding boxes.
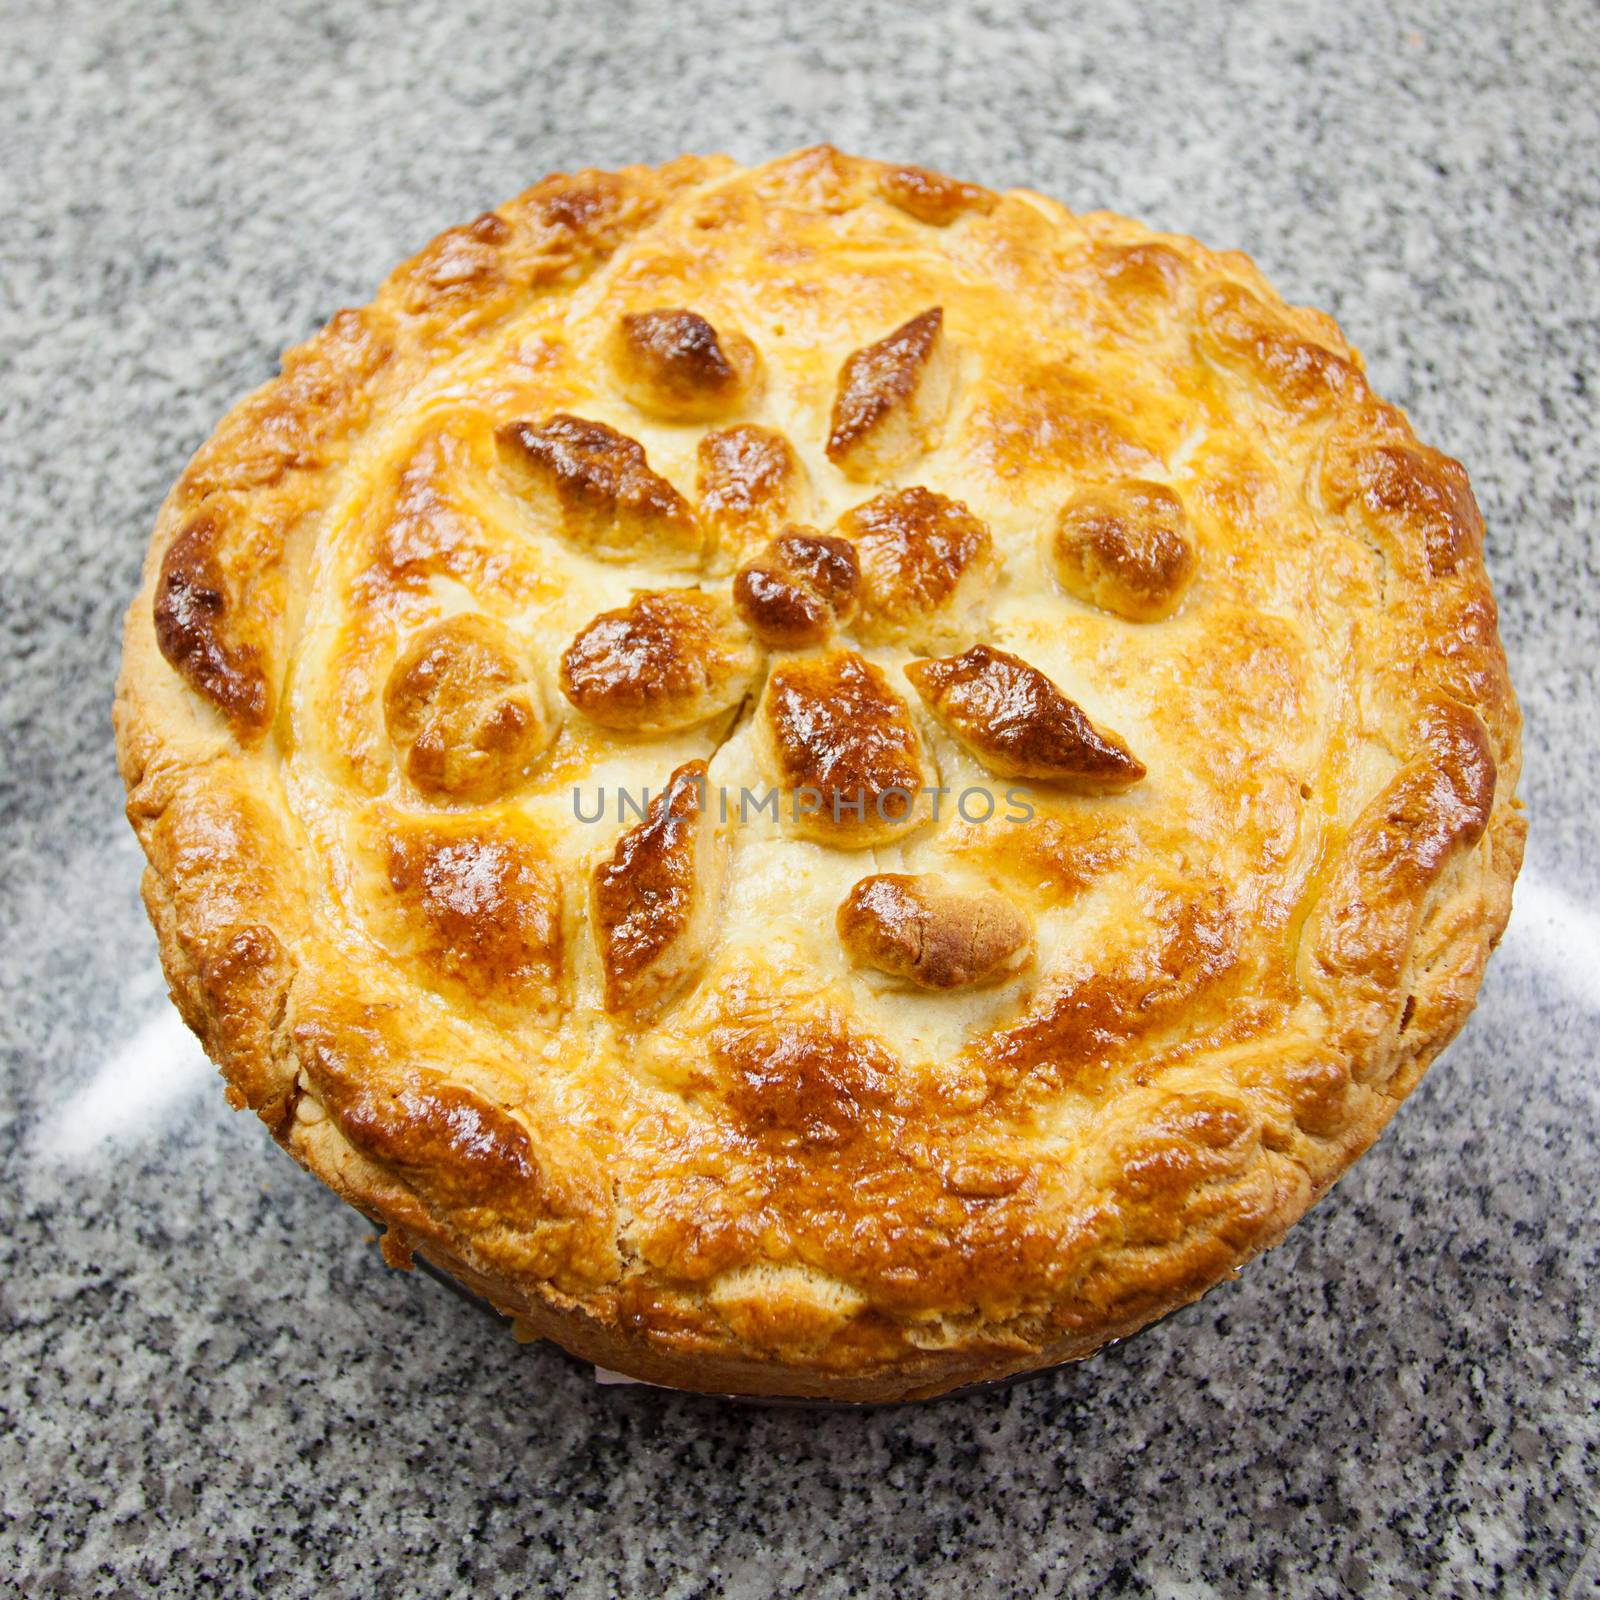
[117,147,1523,1402]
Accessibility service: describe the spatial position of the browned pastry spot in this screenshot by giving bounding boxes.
[977,886,1243,1095]
[907,643,1145,791]
[383,614,553,802]
[878,165,996,227]
[290,1002,609,1278]
[837,874,1032,989]
[323,1068,543,1214]
[1050,479,1198,622]
[732,527,860,648]
[1311,697,1497,1026]
[592,759,727,1013]
[398,212,511,319]
[611,308,762,421]
[560,588,757,733]
[826,308,955,480]
[839,485,996,646]
[153,515,270,732]
[1313,405,1515,755]
[1197,281,1366,420]
[758,650,932,846]
[710,1009,901,1155]
[496,413,705,567]
[195,924,295,1119]
[1319,416,1484,582]
[1090,240,1193,309]
[696,424,810,556]
[967,361,1164,487]
[383,818,564,1012]
[122,756,310,1131]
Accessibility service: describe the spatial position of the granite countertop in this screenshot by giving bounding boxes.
[3,0,1596,1594]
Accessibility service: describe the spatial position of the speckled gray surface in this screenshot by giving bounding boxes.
[2,0,1596,1594]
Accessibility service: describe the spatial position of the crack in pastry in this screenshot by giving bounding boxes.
[695,423,811,559]
[732,527,860,648]
[906,643,1145,791]
[383,613,555,803]
[611,308,763,422]
[1049,479,1198,622]
[757,649,933,846]
[560,588,758,734]
[591,758,728,1014]
[496,413,706,567]
[839,485,997,648]
[826,307,954,480]
[837,873,1032,990]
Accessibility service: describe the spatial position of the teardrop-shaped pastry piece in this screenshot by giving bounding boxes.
[611,308,762,422]
[496,413,706,568]
[732,526,860,648]
[906,643,1145,792]
[1050,480,1197,622]
[825,307,954,481]
[757,649,932,847]
[695,424,810,556]
[838,485,996,648]
[591,759,727,1013]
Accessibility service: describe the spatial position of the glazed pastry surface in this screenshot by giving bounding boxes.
[117,147,1523,1400]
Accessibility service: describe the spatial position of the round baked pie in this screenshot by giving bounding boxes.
[116,146,1524,1401]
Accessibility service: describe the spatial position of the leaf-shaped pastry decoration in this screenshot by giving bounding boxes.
[591,759,728,1013]
[757,649,933,846]
[825,307,954,481]
[560,589,757,734]
[611,308,762,422]
[1049,479,1197,622]
[696,423,810,555]
[496,413,706,567]
[905,643,1145,792]
[838,485,996,648]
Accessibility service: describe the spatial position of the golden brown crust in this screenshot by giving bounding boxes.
[877,164,997,227]
[116,147,1524,1401]
[376,814,565,1019]
[383,613,554,802]
[756,649,933,847]
[695,424,810,555]
[591,759,728,1013]
[496,413,706,567]
[152,515,273,733]
[839,485,996,648]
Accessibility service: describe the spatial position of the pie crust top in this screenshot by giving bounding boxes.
[115,147,1524,1401]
